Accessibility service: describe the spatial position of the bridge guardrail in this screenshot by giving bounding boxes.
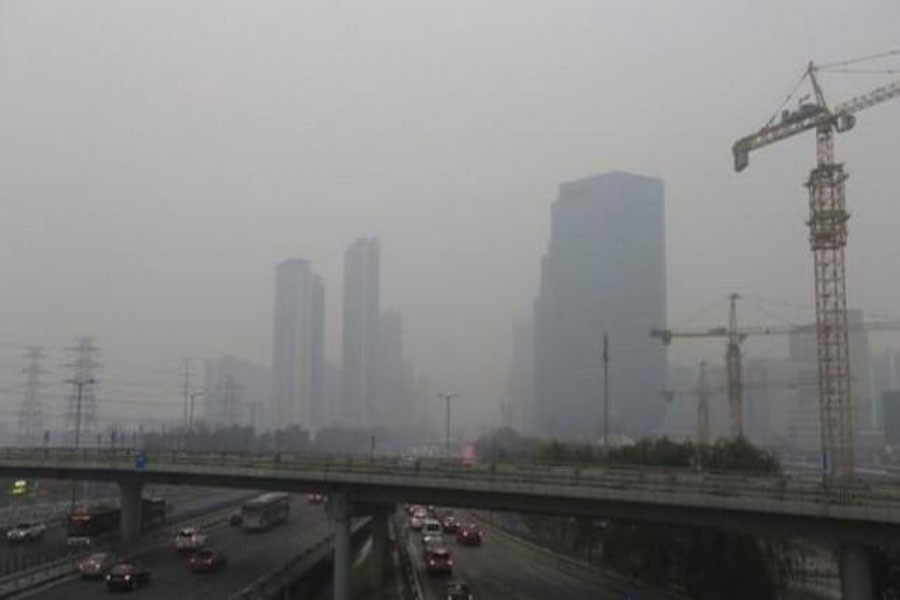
[0,447,894,515]
[228,517,372,600]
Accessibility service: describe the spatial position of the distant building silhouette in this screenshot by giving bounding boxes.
[204,355,271,429]
[342,237,380,427]
[375,309,408,428]
[271,258,325,431]
[533,171,667,438]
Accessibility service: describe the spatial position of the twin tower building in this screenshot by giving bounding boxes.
[271,237,380,432]
[272,171,668,440]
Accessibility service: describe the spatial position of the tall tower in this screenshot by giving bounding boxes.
[533,172,667,438]
[17,347,45,446]
[342,237,380,427]
[272,259,325,431]
[65,337,100,447]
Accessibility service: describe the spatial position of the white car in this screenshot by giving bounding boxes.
[174,527,207,552]
[6,521,46,543]
[421,519,442,541]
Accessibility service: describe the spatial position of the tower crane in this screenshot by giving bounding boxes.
[653,293,900,441]
[733,57,900,478]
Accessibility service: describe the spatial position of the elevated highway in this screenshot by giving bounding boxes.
[0,447,896,598]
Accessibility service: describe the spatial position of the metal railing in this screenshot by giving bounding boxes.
[0,447,897,519]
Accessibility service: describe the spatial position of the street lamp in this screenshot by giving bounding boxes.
[438,392,459,461]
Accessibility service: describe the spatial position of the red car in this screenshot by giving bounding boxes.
[425,546,453,575]
[189,549,228,573]
[456,525,482,546]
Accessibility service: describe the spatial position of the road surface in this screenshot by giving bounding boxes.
[24,496,330,600]
[409,512,678,600]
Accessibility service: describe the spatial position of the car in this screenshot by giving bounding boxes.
[307,492,325,504]
[445,581,474,600]
[456,525,482,546]
[105,560,151,591]
[188,549,228,573]
[410,508,428,530]
[421,519,442,541]
[174,527,207,552]
[425,546,453,575]
[6,521,46,543]
[228,510,242,527]
[77,552,117,578]
[442,515,460,534]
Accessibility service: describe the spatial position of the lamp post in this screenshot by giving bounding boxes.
[438,392,459,461]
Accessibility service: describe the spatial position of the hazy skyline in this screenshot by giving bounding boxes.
[2,1,899,433]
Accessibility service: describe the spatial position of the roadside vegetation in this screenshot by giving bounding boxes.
[473,429,795,600]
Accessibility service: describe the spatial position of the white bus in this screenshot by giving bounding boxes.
[240,492,291,532]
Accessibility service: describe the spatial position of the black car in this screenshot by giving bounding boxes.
[105,560,151,591]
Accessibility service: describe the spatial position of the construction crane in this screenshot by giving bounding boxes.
[652,293,900,441]
[662,362,711,445]
[733,56,900,478]
[653,293,746,439]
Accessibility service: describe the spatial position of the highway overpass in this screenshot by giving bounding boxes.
[0,447,896,599]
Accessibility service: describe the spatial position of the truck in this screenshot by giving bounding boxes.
[67,497,166,548]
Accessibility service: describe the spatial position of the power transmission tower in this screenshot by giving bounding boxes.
[220,373,243,427]
[17,347,45,447]
[65,337,100,448]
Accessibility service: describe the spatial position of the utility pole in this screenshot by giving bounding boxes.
[17,347,45,447]
[603,332,610,451]
[438,392,458,460]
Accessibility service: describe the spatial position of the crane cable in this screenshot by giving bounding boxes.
[817,49,900,70]
[763,68,810,128]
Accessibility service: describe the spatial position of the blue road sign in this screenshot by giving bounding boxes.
[135,451,146,472]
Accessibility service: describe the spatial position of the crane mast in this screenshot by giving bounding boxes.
[733,59,900,478]
[725,293,744,438]
[696,361,711,446]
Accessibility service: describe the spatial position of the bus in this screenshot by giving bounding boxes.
[240,492,291,532]
[67,498,166,547]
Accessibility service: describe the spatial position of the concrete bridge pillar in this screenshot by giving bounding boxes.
[840,542,874,600]
[368,506,392,589]
[118,479,143,546]
[331,492,351,600]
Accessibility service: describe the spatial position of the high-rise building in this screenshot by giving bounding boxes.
[342,237,380,427]
[533,171,667,438]
[375,309,407,428]
[507,317,534,432]
[271,258,325,431]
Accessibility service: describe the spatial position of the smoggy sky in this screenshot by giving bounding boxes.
[1,1,899,432]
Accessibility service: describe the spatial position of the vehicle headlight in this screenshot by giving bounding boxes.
[124,574,131,581]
